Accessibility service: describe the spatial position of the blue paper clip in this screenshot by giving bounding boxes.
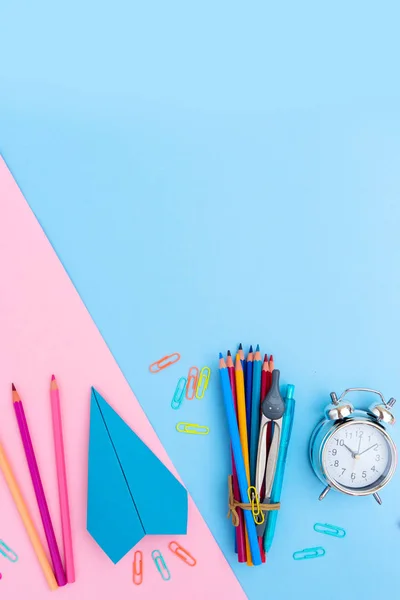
[293,547,325,560]
[314,523,346,538]
[152,550,171,581]
[0,541,18,562]
[171,377,187,410]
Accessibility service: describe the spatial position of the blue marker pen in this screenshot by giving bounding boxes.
[264,384,295,552]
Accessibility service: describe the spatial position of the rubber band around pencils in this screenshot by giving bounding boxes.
[227,476,280,527]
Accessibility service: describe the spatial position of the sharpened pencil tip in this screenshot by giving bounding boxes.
[227,350,231,356]
[51,374,55,381]
[219,352,223,359]
[256,344,260,351]
[249,345,253,352]
[11,383,16,391]
[238,343,243,350]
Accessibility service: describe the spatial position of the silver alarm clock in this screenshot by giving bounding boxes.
[309,388,397,504]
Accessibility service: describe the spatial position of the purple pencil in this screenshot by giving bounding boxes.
[12,384,66,587]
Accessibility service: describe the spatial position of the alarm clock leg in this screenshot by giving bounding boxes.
[318,486,331,501]
[373,493,382,505]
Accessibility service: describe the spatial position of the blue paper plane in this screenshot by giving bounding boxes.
[87,387,188,563]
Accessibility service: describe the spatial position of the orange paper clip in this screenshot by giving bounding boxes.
[168,541,197,567]
[149,353,181,374]
[133,551,143,585]
[185,366,199,399]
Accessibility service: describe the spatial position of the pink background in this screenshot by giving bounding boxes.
[0,157,245,598]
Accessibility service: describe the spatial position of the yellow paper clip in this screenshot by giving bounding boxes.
[168,541,197,566]
[152,550,171,581]
[186,366,199,400]
[247,486,265,525]
[176,422,210,435]
[149,353,181,374]
[132,550,143,585]
[195,367,211,399]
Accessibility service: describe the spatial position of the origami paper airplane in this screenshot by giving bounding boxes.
[87,388,188,563]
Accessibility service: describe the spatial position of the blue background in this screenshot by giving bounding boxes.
[1,2,400,598]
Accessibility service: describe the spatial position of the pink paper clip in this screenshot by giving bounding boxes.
[149,353,181,373]
[185,367,199,400]
[132,550,143,585]
[168,541,197,566]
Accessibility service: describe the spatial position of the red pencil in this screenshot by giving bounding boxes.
[227,351,246,563]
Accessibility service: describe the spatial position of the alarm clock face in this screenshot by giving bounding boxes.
[323,420,396,494]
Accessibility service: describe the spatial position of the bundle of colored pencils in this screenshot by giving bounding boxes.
[219,344,295,566]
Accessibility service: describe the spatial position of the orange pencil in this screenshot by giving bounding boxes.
[235,354,252,566]
[0,443,58,590]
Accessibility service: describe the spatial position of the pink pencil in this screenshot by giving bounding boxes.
[50,375,75,583]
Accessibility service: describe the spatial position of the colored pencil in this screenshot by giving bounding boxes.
[238,343,246,387]
[226,352,246,563]
[245,346,253,440]
[50,376,75,583]
[249,346,262,484]
[12,385,67,587]
[258,354,269,562]
[261,354,268,403]
[0,442,58,590]
[218,355,262,566]
[264,385,295,552]
[235,353,252,566]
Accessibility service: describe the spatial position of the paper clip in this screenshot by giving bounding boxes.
[171,377,187,410]
[152,550,171,581]
[247,486,265,525]
[313,523,346,538]
[0,541,18,563]
[293,547,325,560]
[186,366,199,400]
[195,367,211,399]
[132,550,143,585]
[176,422,210,435]
[168,541,197,566]
[149,353,181,374]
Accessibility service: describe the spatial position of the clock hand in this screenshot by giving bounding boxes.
[358,443,378,456]
[343,443,357,457]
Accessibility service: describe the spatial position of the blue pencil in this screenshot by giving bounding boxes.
[218,354,262,566]
[264,384,295,552]
[249,345,262,484]
[245,346,253,440]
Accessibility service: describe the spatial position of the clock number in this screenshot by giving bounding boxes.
[351,472,356,480]
[375,454,380,462]
[362,471,367,478]
[334,438,344,446]
[371,465,376,472]
[334,460,339,467]
[340,468,346,476]
[345,432,353,439]
[332,449,337,456]
[356,430,364,438]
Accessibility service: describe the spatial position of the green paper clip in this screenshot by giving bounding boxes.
[152,550,171,581]
[314,523,346,538]
[0,540,18,562]
[293,547,325,560]
[171,377,187,410]
[196,367,211,399]
[176,422,209,435]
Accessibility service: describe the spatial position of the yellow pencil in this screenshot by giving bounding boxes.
[0,443,58,591]
[235,354,253,566]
